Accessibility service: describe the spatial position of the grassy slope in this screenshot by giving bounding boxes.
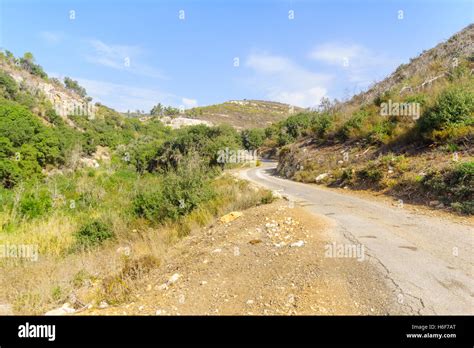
[274,25,473,214]
[185,100,304,129]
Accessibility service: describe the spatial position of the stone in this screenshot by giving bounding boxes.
[0,303,13,315]
[219,211,243,223]
[315,173,329,182]
[98,301,109,309]
[45,302,76,315]
[290,240,305,248]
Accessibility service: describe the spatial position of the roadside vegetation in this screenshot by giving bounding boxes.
[0,50,273,314]
[257,55,473,214]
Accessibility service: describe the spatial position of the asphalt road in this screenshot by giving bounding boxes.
[239,162,474,315]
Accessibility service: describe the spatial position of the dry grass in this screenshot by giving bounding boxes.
[0,174,273,314]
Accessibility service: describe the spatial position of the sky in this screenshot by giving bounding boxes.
[0,0,472,112]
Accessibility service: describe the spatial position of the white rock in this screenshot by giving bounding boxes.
[272,191,283,199]
[168,273,181,284]
[290,240,305,248]
[45,302,76,315]
[156,283,169,291]
[116,246,131,256]
[98,301,109,309]
[315,173,329,182]
[211,248,222,253]
[0,303,13,315]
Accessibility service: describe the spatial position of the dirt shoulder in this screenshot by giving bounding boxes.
[81,200,401,315]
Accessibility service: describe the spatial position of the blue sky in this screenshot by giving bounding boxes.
[1,0,472,111]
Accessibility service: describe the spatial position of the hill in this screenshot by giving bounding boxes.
[184,99,304,129]
[256,24,474,214]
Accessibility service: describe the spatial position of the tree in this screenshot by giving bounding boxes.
[0,71,18,99]
[242,128,265,150]
[19,52,48,79]
[23,52,34,63]
[64,77,87,98]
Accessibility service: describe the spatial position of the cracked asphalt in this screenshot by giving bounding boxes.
[239,162,474,315]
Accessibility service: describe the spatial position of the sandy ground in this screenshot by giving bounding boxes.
[81,200,401,315]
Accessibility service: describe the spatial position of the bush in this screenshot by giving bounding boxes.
[133,159,215,223]
[242,128,265,150]
[64,77,87,98]
[0,71,18,99]
[356,163,383,184]
[418,86,474,133]
[0,160,21,188]
[311,113,333,138]
[422,161,473,214]
[338,110,369,140]
[75,220,114,248]
[18,190,52,219]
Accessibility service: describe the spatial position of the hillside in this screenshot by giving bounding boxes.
[0,49,282,315]
[256,24,473,214]
[184,99,304,129]
[348,24,474,109]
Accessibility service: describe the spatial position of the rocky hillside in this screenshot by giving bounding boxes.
[184,100,304,129]
[268,24,473,214]
[346,24,473,110]
[0,53,95,127]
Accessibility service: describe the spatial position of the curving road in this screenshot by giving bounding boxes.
[238,162,474,315]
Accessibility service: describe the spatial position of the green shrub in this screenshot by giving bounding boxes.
[418,86,474,133]
[259,190,275,204]
[0,160,21,188]
[311,113,333,138]
[133,159,215,223]
[242,128,265,150]
[422,161,473,214]
[338,110,369,140]
[356,163,383,184]
[0,71,18,99]
[75,220,114,248]
[18,190,52,219]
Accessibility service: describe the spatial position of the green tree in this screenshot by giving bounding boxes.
[64,77,87,98]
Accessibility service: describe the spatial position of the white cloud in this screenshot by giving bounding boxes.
[84,39,166,79]
[309,42,401,87]
[76,78,181,112]
[309,43,363,65]
[39,31,64,45]
[245,53,332,107]
[181,97,198,108]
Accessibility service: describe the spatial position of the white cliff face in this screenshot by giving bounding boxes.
[159,116,213,129]
[1,60,96,119]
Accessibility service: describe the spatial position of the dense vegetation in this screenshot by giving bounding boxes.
[0,50,274,314]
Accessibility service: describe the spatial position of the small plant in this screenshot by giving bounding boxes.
[75,220,114,249]
[259,190,275,204]
[18,190,52,219]
[422,161,473,214]
[356,163,383,184]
